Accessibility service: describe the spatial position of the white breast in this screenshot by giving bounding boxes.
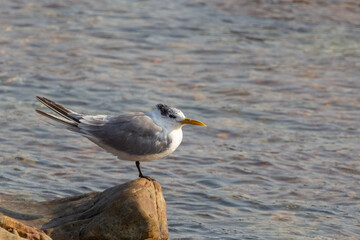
[166,128,183,155]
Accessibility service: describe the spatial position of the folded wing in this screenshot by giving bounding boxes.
[79,113,171,157]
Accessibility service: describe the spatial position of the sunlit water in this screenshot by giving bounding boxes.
[1,0,359,239]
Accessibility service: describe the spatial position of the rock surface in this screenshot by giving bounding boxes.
[0,213,51,240]
[0,178,169,240]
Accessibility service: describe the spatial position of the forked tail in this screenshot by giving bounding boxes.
[35,96,83,128]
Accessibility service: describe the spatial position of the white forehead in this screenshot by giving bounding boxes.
[172,107,185,118]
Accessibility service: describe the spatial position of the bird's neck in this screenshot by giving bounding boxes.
[147,110,179,133]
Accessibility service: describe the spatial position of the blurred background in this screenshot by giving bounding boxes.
[0,0,359,239]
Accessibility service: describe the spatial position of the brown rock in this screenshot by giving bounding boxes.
[0,179,169,240]
[0,227,27,240]
[0,213,51,240]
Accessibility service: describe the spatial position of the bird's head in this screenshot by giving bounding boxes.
[154,104,206,130]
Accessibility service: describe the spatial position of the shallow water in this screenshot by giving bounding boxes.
[1,0,360,239]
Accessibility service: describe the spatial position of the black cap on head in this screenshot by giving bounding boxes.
[157,104,171,116]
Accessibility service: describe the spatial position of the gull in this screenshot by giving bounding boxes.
[35,96,206,180]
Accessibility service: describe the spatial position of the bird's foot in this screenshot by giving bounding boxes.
[139,174,155,181]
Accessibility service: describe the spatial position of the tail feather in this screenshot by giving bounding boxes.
[36,96,82,123]
[35,109,77,127]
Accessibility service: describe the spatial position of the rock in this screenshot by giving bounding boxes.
[0,178,169,240]
[0,213,51,240]
[0,227,27,240]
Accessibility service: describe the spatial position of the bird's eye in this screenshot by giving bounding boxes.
[169,114,176,119]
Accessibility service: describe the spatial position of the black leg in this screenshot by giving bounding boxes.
[136,161,154,181]
[136,161,143,177]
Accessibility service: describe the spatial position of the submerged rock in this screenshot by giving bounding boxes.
[0,179,169,240]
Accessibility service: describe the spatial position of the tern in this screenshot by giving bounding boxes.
[35,96,206,180]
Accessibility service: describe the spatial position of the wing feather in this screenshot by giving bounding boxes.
[78,113,170,157]
[36,96,82,123]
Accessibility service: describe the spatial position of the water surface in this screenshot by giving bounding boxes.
[1,0,360,239]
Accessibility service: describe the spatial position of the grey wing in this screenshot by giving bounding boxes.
[78,113,170,156]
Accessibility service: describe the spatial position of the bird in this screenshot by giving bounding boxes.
[35,96,206,180]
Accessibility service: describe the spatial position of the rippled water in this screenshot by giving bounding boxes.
[1,0,360,239]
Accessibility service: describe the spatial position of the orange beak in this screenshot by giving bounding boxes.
[178,118,206,127]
